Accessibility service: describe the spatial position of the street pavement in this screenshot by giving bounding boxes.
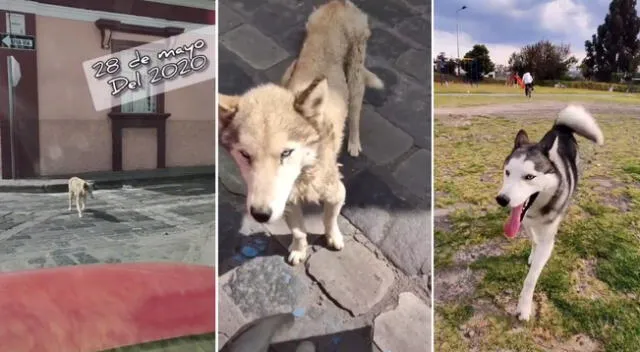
[218,0,432,351]
[0,178,215,271]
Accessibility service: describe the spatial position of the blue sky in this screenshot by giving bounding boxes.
[433,0,639,66]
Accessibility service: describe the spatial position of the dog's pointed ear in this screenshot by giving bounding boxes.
[294,77,328,118]
[514,129,529,149]
[219,94,240,130]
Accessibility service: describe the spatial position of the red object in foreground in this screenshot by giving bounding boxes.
[0,263,215,352]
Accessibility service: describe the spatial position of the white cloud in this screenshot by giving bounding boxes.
[539,0,593,40]
[434,28,586,68]
[433,29,520,66]
[456,0,528,18]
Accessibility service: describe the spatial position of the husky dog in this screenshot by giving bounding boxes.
[220,313,315,352]
[496,105,604,321]
[68,177,95,218]
[218,0,384,265]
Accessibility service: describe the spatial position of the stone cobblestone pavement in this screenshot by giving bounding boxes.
[218,0,432,350]
[0,178,215,351]
[0,178,215,271]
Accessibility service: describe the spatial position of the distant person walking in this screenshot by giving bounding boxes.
[522,72,534,96]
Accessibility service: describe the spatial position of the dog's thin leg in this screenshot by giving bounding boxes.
[517,236,555,321]
[527,226,538,266]
[81,197,86,211]
[285,204,308,266]
[345,37,367,157]
[75,196,83,218]
[68,192,73,211]
[281,59,297,87]
[323,181,345,250]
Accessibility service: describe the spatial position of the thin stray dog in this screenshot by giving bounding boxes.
[496,105,604,321]
[218,0,384,265]
[68,177,95,218]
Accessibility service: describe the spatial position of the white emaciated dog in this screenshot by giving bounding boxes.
[218,0,383,265]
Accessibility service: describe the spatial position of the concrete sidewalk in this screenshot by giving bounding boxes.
[218,0,431,350]
[0,165,215,193]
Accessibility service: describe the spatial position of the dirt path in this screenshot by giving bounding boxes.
[436,101,640,119]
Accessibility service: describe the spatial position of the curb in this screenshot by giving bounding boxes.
[0,166,215,194]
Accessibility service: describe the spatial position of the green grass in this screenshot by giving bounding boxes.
[434,83,640,108]
[102,334,214,352]
[435,111,640,351]
[435,83,621,95]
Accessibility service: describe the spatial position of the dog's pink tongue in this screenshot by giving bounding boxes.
[504,204,523,238]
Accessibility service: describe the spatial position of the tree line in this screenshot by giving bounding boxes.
[434,0,640,83]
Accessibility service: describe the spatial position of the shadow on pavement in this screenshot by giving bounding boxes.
[84,209,120,223]
[269,326,374,352]
[221,311,374,352]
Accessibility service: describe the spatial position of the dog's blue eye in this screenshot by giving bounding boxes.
[281,149,294,158]
[524,174,536,180]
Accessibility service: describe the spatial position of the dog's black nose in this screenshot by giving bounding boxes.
[496,195,510,207]
[250,206,272,223]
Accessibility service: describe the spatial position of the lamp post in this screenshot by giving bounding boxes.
[456,5,467,76]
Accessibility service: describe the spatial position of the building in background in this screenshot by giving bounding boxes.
[0,0,214,179]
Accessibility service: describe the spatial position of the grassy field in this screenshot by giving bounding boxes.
[435,83,640,108]
[434,97,640,351]
[103,334,214,352]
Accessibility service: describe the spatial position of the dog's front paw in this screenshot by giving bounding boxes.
[347,139,362,157]
[516,300,532,321]
[528,250,534,266]
[326,232,344,250]
[78,213,83,218]
[287,249,307,266]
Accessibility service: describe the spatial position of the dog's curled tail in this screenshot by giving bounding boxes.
[555,105,604,145]
[365,68,384,90]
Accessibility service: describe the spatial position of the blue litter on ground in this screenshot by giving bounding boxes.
[293,307,305,318]
[241,246,258,258]
[256,242,267,251]
[331,336,342,345]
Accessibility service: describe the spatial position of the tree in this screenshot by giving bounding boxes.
[508,40,577,81]
[581,36,596,80]
[433,52,457,75]
[582,0,640,82]
[463,44,495,80]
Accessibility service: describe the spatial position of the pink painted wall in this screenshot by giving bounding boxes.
[36,16,214,176]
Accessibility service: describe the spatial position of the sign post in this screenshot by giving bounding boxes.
[7,56,21,179]
[0,33,36,50]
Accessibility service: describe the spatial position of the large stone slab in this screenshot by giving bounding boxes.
[368,28,412,63]
[251,2,306,37]
[360,107,413,165]
[218,149,246,196]
[221,24,289,70]
[379,210,431,276]
[397,16,429,47]
[307,241,395,316]
[218,3,244,34]
[396,49,428,82]
[392,148,430,199]
[218,274,249,349]
[225,256,309,320]
[377,78,429,148]
[342,170,407,244]
[351,0,416,26]
[374,292,431,352]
